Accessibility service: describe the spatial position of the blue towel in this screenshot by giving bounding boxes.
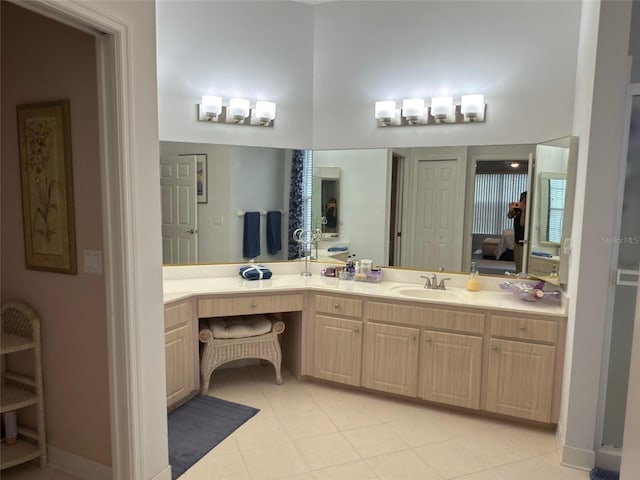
[266,211,282,255]
[239,265,272,280]
[531,251,553,257]
[243,212,261,259]
[328,246,348,252]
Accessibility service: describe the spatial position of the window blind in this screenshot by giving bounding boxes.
[473,173,528,235]
[547,178,566,243]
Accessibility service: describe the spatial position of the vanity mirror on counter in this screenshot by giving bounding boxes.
[527,136,578,285]
[159,138,577,286]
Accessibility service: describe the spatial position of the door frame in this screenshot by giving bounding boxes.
[464,152,531,274]
[14,1,162,478]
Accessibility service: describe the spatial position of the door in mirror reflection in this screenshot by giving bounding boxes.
[160,154,198,264]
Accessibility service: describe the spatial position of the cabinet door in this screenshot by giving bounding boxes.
[485,338,556,422]
[419,330,482,409]
[362,322,419,396]
[165,300,196,408]
[313,315,362,386]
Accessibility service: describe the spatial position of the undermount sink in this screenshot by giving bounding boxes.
[392,287,469,301]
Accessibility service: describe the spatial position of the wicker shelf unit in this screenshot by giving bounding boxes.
[1,302,47,470]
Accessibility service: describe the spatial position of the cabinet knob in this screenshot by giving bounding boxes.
[411,335,417,341]
[519,326,527,331]
[353,327,360,333]
[334,304,340,309]
[251,303,257,308]
[425,338,432,343]
[492,346,499,351]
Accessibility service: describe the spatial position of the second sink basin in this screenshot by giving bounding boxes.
[392,287,469,301]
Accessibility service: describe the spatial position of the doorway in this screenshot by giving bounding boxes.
[388,152,405,266]
[469,158,529,275]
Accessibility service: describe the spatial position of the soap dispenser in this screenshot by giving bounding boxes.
[466,262,481,292]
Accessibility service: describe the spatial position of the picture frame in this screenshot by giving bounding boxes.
[17,100,77,274]
[196,154,208,203]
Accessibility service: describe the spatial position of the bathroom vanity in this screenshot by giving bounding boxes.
[163,265,566,425]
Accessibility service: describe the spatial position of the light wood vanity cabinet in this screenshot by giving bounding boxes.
[420,330,483,409]
[164,298,199,409]
[312,295,364,386]
[313,316,363,386]
[308,293,565,424]
[198,293,303,317]
[362,322,420,396]
[485,315,561,423]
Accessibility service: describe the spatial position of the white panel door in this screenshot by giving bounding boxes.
[160,155,198,264]
[412,159,461,271]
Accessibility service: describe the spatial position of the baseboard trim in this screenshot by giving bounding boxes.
[596,445,622,472]
[556,421,566,451]
[151,465,173,480]
[560,443,596,470]
[48,445,112,480]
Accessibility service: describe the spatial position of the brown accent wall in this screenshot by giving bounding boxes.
[1,2,111,465]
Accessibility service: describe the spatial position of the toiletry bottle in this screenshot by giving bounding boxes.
[466,262,481,291]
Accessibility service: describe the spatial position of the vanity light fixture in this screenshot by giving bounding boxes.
[460,94,485,122]
[197,95,276,127]
[374,94,486,127]
[200,95,223,120]
[255,101,276,125]
[374,100,397,126]
[430,96,454,122]
[229,98,250,122]
[402,98,425,124]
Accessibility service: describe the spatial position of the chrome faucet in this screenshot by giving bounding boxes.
[435,276,451,290]
[420,274,450,290]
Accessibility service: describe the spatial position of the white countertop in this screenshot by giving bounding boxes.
[163,263,567,317]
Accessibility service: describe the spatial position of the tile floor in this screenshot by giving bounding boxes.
[2,364,592,480]
[182,365,590,480]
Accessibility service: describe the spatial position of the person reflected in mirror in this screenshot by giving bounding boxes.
[508,191,527,273]
[324,197,338,233]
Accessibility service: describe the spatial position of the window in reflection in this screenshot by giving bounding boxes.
[545,177,566,244]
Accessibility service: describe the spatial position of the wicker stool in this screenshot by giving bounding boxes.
[198,314,285,393]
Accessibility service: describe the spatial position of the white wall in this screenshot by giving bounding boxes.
[311,1,581,149]
[157,0,581,151]
[312,149,389,265]
[156,1,314,149]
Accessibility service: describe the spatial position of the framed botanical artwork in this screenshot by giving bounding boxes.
[196,154,208,203]
[17,100,77,274]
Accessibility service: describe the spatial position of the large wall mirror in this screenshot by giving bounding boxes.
[160,138,576,283]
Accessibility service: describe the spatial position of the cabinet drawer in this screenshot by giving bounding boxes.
[490,315,558,343]
[164,300,192,332]
[199,294,303,317]
[367,302,423,325]
[422,309,485,335]
[315,295,363,318]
